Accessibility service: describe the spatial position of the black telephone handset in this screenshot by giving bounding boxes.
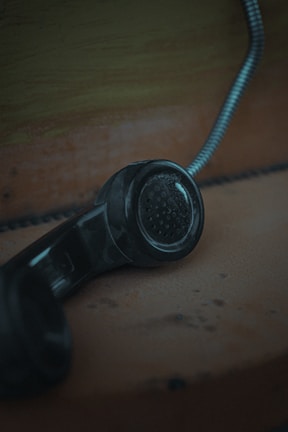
[0,160,204,397]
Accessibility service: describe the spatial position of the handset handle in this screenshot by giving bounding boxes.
[2,203,131,299]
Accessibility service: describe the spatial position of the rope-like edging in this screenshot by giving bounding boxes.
[1,161,288,233]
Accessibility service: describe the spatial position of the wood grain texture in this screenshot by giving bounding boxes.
[0,171,288,430]
[0,0,288,222]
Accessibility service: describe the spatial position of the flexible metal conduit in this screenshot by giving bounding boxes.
[187,0,265,177]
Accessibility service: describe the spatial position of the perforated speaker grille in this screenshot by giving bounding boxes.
[138,173,192,244]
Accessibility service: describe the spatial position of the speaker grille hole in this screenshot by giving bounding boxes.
[138,172,192,244]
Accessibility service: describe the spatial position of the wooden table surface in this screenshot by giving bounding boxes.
[0,169,288,431]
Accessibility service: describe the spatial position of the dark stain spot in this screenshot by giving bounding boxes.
[172,314,187,325]
[204,325,216,332]
[188,323,199,329]
[197,315,208,323]
[174,314,200,329]
[139,313,206,332]
[213,299,226,307]
[265,309,278,316]
[269,309,277,314]
[237,307,243,311]
[99,297,118,308]
[164,314,198,329]
[2,189,12,200]
[168,377,187,391]
[87,303,97,309]
[219,273,228,279]
[193,289,200,293]
[167,314,186,325]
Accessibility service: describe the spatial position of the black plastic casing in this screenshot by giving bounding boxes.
[0,270,71,398]
[1,160,204,300]
[95,159,204,266]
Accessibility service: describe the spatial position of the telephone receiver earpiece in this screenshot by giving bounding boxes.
[2,160,204,300]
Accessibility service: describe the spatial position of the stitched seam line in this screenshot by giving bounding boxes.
[1,161,288,233]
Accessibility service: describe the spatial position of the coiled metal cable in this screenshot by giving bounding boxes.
[187,0,265,177]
